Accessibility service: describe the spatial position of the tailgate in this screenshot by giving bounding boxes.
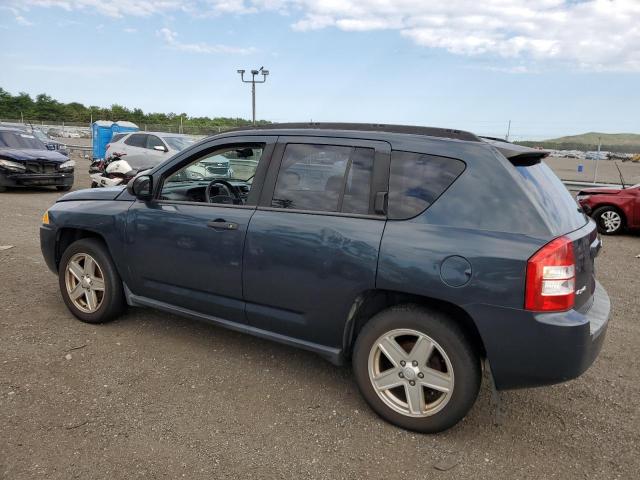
[566,220,600,311]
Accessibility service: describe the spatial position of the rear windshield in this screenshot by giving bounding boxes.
[0,131,46,149]
[111,133,126,143]
[516,162,587,233]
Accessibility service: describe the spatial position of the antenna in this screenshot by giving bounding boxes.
[614,162,626,189]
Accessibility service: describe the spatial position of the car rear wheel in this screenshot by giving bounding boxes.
[593,206,624,235]
[352,305,481,433]
[58,238,125,323]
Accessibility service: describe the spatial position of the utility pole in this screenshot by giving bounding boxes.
[593,136,602,183]
[237,67,269,125]
[505,120,511,141]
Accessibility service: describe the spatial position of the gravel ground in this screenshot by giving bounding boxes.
[1,155,639,479]
[545,156,640,185]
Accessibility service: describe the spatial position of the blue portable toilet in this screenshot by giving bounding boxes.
[92,121,139,159]
[112,121,138,135]
[92,120,114,160]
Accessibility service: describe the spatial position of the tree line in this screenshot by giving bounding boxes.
[0,87,269,127]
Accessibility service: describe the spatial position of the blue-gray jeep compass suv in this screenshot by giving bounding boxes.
[40,124,610,432]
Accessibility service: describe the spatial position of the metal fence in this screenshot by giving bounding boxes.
[0,118,242,137]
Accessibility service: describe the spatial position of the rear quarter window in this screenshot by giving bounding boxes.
[516,162,587,233]
[388,151,465,219]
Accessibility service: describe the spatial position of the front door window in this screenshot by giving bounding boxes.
[160,144,265,204]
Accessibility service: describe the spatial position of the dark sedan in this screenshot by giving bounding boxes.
[0,127,74,192]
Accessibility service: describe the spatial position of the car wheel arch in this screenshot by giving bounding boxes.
[342,289,486,360]
[56,228,114,272]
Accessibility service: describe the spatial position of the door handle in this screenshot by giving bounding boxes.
[207,218,238,230]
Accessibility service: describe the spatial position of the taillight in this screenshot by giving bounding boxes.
[525,236,575,312]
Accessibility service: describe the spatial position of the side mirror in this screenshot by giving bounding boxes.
[153,145,168,152]
[127,174,153,200]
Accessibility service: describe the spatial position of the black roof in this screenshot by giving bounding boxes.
[227,122,481,142]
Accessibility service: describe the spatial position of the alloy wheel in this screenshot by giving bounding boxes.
[367,328,454,418]
[64,253,106,313]
[601,210,622,233]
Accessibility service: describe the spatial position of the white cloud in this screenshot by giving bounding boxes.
[18,0,186,18]
[157,27,256,55]
[285,0,640,71]
[123,27,137,33]
[14,0,640,71]
[1,6,34,26]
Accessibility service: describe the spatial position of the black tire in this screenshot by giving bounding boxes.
[56,185,72,192]
[353,305,481,433]
[90,182,99,188]
[592,206,624,235]
[58,238,125,323]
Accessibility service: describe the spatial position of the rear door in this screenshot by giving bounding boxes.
[243,136,390,348]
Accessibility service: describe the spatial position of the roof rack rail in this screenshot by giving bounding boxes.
[227,122,481,142]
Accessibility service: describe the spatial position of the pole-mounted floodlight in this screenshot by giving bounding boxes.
[238,66,269,126]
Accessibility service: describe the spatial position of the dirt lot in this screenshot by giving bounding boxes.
[1,156,639,479]
[545,156,640,185]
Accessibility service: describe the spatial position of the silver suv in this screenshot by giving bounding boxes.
[106,132,199,171]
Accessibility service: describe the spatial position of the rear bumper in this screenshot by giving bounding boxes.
[468,281,610,390]
[0,171,74,187]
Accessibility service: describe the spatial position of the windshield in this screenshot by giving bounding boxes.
[164,136,195,151]
[0,131,46,149]
[32,130,50,142]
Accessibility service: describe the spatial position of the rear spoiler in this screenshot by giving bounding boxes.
[481,136,549,166]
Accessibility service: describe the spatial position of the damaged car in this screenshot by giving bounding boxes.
[0,126,74,192]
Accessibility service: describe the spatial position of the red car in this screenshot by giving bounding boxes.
[577,183,640,234]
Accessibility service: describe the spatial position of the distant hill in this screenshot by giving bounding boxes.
[517,132,640,153]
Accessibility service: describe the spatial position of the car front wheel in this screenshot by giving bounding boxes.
[58,238,125,323]
[353,305,481,433]
[593,206,624,235]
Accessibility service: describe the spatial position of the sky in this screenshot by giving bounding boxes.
[1,0,639,140]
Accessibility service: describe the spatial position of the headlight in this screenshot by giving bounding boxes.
[576,194,590,202]
[59,160,75,171]
[0,159,27,172]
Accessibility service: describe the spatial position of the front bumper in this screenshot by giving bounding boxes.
[0,171,74,188]
[40,224,59,274]
[468,281,610,390]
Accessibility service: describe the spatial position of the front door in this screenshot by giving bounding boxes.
[243,137,390,348]
[125,135,276,322]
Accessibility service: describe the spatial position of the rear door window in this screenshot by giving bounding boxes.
[124,134,147,148]
[389,151,465,219]
[271,144,374,214]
